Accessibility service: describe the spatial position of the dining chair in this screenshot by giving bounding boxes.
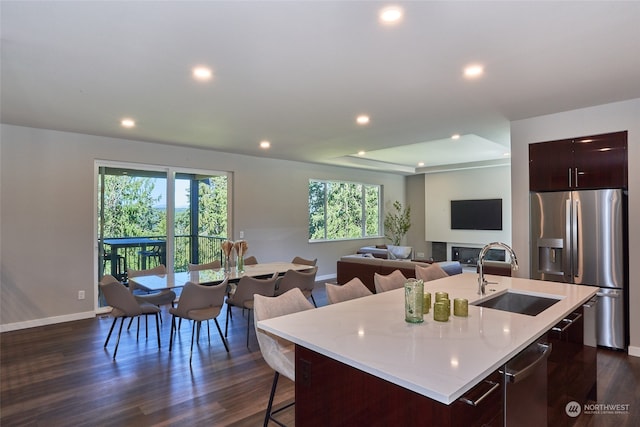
[126,265,176,331]
[325,278,372,304]
[415,263,449,282]
[373,269,407,293]
[127,265,176,307]
[225,273,278,348]
[100,279,161,360]
[187,260,222,271]
[291,256,317,266]
[254,288,315,427]
[275,266,318,307]
[244,256,258,265]
[138,243,163,269]
[168,279,229,364]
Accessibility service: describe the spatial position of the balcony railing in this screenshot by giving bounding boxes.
[100,235,226,279]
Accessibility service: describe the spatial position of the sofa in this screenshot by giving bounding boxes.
[337,254,463,293]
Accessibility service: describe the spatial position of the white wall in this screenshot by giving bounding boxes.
[0,124,403,330]
[510,98,640,356]
[424,165,512,258]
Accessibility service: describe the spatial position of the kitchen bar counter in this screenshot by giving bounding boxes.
[257,273,597,405]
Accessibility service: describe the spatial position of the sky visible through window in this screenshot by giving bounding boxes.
[151,179,190,209]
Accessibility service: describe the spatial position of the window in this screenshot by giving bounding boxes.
[309,180,381,241]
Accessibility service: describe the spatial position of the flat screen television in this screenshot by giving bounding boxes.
[450,199,502,230]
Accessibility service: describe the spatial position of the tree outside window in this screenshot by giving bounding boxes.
[308,180,381,241]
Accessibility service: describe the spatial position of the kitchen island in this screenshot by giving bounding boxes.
[257,273,598,426]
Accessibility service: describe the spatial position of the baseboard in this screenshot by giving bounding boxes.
[628,345,640,358]
[317,273,337,283]
[0,311,95,333]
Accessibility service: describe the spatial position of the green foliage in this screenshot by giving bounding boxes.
[308,180,380,240]
[384,200,411,245]
[101,175,163,237]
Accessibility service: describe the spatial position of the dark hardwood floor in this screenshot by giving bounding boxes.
[1,282,638,427]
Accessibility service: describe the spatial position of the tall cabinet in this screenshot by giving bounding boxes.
[529,131,627,191]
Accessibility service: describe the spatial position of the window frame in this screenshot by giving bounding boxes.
[308,178,382,242]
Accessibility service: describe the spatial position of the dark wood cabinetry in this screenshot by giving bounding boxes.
[529,131,627,191]
[547,306,597,426]
[296,345,503,427]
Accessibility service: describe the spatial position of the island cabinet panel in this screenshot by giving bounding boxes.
[529,130,627,191]
[295,346,503,427]
[547,306,597,426]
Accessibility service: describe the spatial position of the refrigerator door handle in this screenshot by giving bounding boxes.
[564,198,572,281]
[573,199,580,279]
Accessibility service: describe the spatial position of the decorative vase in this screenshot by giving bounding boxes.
[404,278,424,323]
[237,255,244,273]
[224,255,231,273]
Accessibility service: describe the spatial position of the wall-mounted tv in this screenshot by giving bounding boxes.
[450,199,502,230]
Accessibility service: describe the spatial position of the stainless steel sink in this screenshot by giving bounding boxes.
[472,291,560,316]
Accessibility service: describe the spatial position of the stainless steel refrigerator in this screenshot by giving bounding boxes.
[530,189,627,350]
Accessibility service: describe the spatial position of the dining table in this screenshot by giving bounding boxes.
[103,237,167,278]
[127,261,315,292]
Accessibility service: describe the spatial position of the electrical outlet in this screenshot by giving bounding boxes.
[78,290,85,300]
[417,252,425,258]
[239,230,244,238]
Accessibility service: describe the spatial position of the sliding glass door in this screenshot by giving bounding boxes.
[96,162,230,308]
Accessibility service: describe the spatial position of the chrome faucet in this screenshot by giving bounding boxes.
[477,242,519,295]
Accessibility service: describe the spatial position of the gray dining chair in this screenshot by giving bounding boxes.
[187,260,222,271]
[291,256,317,266]
[275,266,318,307]
[225,273,278,348]
[100,279,161,359]
[168,279,229,364]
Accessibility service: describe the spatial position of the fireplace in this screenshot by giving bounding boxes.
[451,246,505,266]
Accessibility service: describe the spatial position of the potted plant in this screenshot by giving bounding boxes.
[384,201,412,259]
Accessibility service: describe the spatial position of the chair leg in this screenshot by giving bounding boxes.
[246,309,252,349]
[113,317,126,360]
[189,320,197,364]
[310,293,317,308]
[104,317,117,347]
[224,304,230,337]
[213,318,229,353]
[207,320,211,345]
[169,315,176,352]
[136,317,141,341]
[127,316,134,331]
[264,371,280,427]
[155,313,161,349]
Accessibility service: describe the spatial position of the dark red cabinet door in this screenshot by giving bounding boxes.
[529,138,573,191]
[529,131,627,191]
[572,131,627,189]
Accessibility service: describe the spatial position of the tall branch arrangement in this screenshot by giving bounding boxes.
[384,201,411,246]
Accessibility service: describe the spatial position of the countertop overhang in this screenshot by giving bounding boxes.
[257,274,597,404]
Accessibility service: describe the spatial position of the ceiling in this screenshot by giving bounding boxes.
[2,1,639,175]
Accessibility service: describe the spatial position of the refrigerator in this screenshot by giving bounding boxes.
[530,189,627,350]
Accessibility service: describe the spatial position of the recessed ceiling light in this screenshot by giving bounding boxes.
[463,64,484,78]
[503,152,511,157]
[356,115,370,125]
[192,66,213,81]
[418,162,425,167]
[451,134,460,140]
[379,6,403,25]
[358,150,366,156]
[259,140,271,149]
[121,118,135,128]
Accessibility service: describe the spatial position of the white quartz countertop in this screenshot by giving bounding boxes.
[257,274,597,404]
